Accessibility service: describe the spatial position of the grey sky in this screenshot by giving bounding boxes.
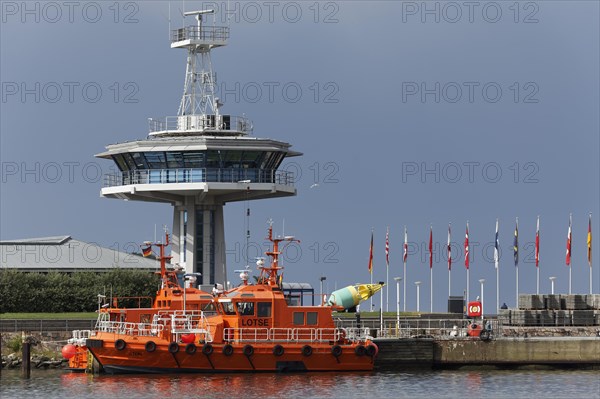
[1,1,598,311]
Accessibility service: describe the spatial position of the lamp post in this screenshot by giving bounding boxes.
[549,276,556,295]
[415,281,422,312]
[479,279,485,317]
[320,276,327,305]
[394,277,402,333]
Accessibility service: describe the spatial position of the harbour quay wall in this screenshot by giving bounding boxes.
[374,337,600,369]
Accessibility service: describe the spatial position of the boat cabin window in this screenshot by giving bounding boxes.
[201,302,217,315]
[306,312,318,325]
[257,302,271,317]
[237,302,254,316]
[293,312,304,325]
[222,302,236,315]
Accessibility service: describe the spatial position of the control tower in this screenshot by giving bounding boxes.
[96,10,300,288]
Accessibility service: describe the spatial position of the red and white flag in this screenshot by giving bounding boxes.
[447,224,452,271]
[535,216,540,268]
[464,222,470,270]
[566,214,572,266]
[403,226,408,264]
[385,227,390,269]
[429,226,433,269]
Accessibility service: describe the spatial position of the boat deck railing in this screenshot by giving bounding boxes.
[67,329,93,346]
[94,320,166,337]
[223,327,371,343]
[103,168,294,187]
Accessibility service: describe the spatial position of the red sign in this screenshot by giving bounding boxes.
[467,301,482,317]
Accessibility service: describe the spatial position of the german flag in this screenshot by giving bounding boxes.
[368,231,374,274]
[142,245,152,257]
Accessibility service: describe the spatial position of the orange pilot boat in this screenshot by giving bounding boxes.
[69,225,378,373]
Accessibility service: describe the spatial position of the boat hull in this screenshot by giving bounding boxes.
[87,339,375,373]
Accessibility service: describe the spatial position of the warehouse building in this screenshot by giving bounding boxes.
[0,236,159,272]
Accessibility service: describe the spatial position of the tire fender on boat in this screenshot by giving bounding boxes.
[168,342,179,354]
[185,343,197,355]
[243,344,254,357]
[145,341,156,353]
[366,343,378,357]
[301,345,313,357]
[273,344,284,357]
[223,344,234,356]
[354,345,366,356]
[115,339,126,351]
[480,330,491,341]
[331,345,342,357]
[202,343,214,355]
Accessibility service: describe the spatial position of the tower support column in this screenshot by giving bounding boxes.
[170,199,226,289]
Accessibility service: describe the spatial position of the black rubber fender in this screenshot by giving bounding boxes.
[168,342,179,354]
[114,339,126,351]
[301,345,313,357]
[144,341,156,353]
[222,344,234,356]
[273,344,284,357]
[331,345,342,357]
[243,344,254,357]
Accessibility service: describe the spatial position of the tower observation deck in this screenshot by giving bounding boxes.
[96,10,301,289]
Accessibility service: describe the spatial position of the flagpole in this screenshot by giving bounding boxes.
[496,265,499,314]
[467,268,470,302]
[370,272,373,310]
[448,269,451,298]
[567,213,572,295]
[429,225,433,313]
[403,226,407,312]
[494,218,499,315]
[515,217,519,308]
[403,261,406,312]
[589,213,592,294]
[516,265,519,307]
[386,265,389,312]
[430,267,433,313]
[386,227,389,313]
[536,215,540,295]
[369,229,374,311]
[591,265,593,294]
[448,223,451,299]
[465,221,470,303]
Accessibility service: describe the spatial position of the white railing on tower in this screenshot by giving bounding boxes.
[148,115,252,135]
[103,168,294,188]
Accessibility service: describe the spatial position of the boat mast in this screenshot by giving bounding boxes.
[260,223,299,286]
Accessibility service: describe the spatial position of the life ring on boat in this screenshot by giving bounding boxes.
[168,342,179,354]
[354,345,366,356]
[114,339,126,351]
[145,341,156,353]
[243,344,254,357]
[202,343,214,356]
[222,344,234,356]
[331,345,342,358]
[366,343,378,357]
[273,344,284,357]
[301,345,313,357]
